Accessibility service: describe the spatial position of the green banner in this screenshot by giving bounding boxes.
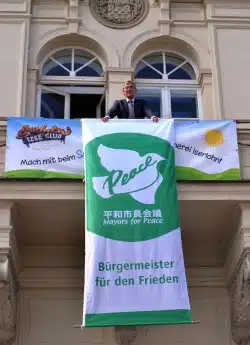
[82,119,192,327]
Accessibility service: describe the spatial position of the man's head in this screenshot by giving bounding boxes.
[122,80,137,100]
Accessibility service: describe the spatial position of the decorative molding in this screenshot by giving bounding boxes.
[0,257,17,345]
[224,203,250,286]
[171,3,205,22]
[0,13,31,19]
[171,21,206,27]
[30,26,120,69]
[159,0,170,19]
[113,326,148,345]
[0,0,23,2]
[208,2,250,20]
[114,326,138,345]
[80,0,88,6]
[0,202,19,345]
[158,0,172,35]
[89,0,149,29]
[122,28,209,69]
[199,72,212,93]
[0,124,6,147]
[224,203,250,344]
[27,69,38,82]
[67,0,81,33]
[150,0,159,7]
[0,0,29,13]
[230,252,250,345]
[107,68,134,83]
[31,2,67,19]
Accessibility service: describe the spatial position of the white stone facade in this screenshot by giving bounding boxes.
[0,0,250,344]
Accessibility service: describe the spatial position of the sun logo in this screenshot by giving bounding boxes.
[205,129,224,146]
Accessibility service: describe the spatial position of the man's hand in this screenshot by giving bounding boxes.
[101,116,109,122]
[152,116,159,122]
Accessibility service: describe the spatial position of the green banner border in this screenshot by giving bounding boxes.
[84,309,192,327]
[5,170,84,179]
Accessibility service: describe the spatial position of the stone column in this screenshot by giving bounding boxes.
[158,0,172,35]
[67,0,81,33]
[199,72,216,120]
[25,69,38,118]
[0,202,18,345]
[225,203,250,345]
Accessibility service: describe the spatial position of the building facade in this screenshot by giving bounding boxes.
[0,0,250,344]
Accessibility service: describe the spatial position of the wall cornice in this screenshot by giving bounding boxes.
[0,181,249,201]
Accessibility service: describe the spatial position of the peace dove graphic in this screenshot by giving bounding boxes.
[92,144,165,204]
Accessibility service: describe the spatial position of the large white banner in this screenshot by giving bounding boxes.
[5,118,240,181]
[81,119,192,327]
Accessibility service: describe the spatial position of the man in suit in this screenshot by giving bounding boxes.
[101,80,159,122]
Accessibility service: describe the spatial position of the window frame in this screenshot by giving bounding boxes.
[136,86,203,119]
[134,49,199,81]
[36,84,71,119]
[39,46,106,85]
[134,50,202,119]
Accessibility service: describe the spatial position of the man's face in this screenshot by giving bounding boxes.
[122,83,136,99]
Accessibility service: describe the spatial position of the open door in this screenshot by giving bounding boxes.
[36,85,70,119]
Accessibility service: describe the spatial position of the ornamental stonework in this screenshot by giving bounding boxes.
[90,0,149,29]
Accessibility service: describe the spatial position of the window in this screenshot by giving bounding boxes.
[41,48,104,77]
[135,52,201,119]
[37,48,106,119]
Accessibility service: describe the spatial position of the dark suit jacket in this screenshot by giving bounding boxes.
[106,99,156,119]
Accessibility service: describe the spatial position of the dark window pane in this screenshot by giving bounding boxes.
[149,62,164,74]
[75,49,94,60]
[45,64,70,76]
[136,90,161,117]
[168,62,195,80]
[169,68,192,80]
[166,63,177,74]
[76,67,101,77]
[135,54,163,79]
[40,91,65,119]
[143,54,163,72]
[171,94,197,118]
[135,66,162,79]
[43,49,72,76]
[74,60,89,71]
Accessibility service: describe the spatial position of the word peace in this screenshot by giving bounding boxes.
[103,155,157,195]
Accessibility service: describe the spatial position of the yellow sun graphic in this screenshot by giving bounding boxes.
[205,129,224,146]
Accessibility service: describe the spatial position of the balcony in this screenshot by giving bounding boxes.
[0,119,249,345]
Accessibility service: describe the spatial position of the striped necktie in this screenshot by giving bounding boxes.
[128,100,135,119]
